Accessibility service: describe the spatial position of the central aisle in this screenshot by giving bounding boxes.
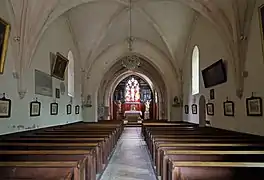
[99,127,157,180]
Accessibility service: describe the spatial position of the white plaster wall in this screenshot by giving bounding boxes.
[183,0,264,136]
[0,2,82,135]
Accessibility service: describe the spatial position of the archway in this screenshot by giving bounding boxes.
[112,75,155,121]
[96,56,168,121]
[199,95,206,127]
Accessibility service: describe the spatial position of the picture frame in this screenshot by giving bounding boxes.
[50,102,58,115]
[191,104,197,114]
[51,52,69,80]
[66,104,72,115]
[30,100,41,117]
[35,69,53,97]
[258,4,264,61]
[75,105,80,115]
[246,97,262,116]
[184,105,189,114]
[206,103,214,116]
[0,17,11,74]
[0,94,11,118]
[55,88,60,99]
[223,101,235,116]
[210,89,215,100]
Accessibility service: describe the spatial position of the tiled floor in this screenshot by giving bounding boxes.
[99,127,157,180]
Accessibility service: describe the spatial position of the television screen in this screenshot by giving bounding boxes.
[202,59,227,88]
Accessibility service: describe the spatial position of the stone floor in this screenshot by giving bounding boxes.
[99,127,157,180]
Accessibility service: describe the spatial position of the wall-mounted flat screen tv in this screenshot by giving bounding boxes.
[202,59,227,88]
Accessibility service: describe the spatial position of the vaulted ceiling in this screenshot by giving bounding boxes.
[6,0,254,97]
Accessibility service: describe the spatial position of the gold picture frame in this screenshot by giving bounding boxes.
[51,52,69,80]
[0,17,11,74]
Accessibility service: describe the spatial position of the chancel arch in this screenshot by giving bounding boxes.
[96,55,168,121]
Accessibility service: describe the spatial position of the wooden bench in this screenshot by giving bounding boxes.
[158,144,264,177]
[169,161,264,180]
[0,150,95,180]
[0,161,85,180]
[141,122,264,180]
[0,120,123,179]
[163,150,264,180]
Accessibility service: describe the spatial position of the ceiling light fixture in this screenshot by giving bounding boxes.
[122,0,140,71]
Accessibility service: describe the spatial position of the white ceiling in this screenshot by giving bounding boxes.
[66,0,195,68]
[7,0,249,84]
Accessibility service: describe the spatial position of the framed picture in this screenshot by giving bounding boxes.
[210,89,215,100]
[50,102,58,115]
[246,97,262,116]
[75,105,80,114]
[191,104,197,114]
[223,101,234,116]
[0,95,11,118]
[206,103,214,116]
[51,52,69,80]
[0,17,11,74]
[35,69,52,97]
[30,101,41,117]
[184,105,189,114]
[66,104,72,115]
[55,88,60,99]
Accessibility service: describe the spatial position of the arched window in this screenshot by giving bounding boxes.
[192,46,200,95]
[125,77,140,102]
[68,51,74,97]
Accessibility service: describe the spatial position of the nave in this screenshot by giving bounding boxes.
[1,120,264,179]
[100,127,157,180]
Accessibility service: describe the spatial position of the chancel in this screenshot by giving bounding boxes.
[1,0,264,179]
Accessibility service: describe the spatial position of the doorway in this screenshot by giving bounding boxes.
[199,95,206,127]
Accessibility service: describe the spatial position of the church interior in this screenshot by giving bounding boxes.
[1,0,264,179]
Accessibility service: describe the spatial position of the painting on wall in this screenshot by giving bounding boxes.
[30,100,41,117]
[51,52,69,80]
[0,94,11,118]
[223,101,234,116]
[259,4,264,60]
[191,104,197,114]
[246,97,262,116]
[210,89,215,100]
[50,102,58,115]
[35,69,53,97]
[0,17,10,74]
[75,105,80,115]
[66,104,72,115]
[184,105,189,114]
[206,103,214,116]
[55,88,60,99]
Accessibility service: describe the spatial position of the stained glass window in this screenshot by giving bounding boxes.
[125,77,140,102]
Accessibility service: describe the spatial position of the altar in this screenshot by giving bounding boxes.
[124,110,142,119]
[124,110,142,125]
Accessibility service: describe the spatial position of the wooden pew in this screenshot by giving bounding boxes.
[0,167,74,179]
[0,137,109,165]
[0,142,104,174]
[158,144,264,177]
[163,150,264,180]
[0,150,95,180]
[0,120,123,179]
[169,161,264,180]
[0,161,85,180]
